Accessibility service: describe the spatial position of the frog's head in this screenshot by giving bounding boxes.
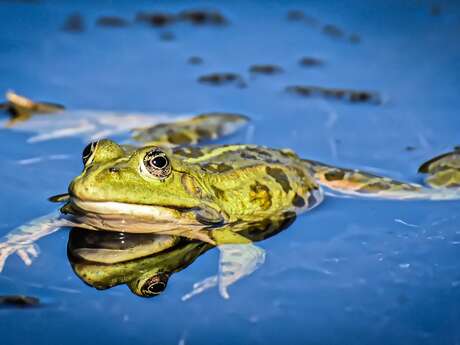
[65,139,224,233]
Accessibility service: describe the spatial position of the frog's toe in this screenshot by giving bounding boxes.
[217,243,266,299]
[0,243,40,273]
[181,275,218,301]
[0,246,14,272]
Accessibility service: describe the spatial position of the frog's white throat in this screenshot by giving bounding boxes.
[66,197,206,234]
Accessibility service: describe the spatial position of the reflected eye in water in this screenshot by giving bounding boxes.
[134,272,170,297]
[82,141,98,166]
[141,148,171,180]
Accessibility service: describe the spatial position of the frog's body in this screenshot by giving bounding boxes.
[1,93,459,298]
[64,139,322,240]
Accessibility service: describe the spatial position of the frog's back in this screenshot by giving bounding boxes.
[172,144,323,223]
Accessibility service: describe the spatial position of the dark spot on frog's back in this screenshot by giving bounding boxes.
[249,182,272,210]
[292,166,307,179]
[246,147,272,158]
[292,194,306,207]
[173,147,203,158]
[212,186,226,201]
[266,167,292,193]
[358,181,391,193]
[324,169,345,181]
[201,163,233,173]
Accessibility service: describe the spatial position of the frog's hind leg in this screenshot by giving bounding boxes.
[181,229,265,300]
[182,243,266,301]
[131,113,249,147]
[302,159,460,200]
[418,147,460,189]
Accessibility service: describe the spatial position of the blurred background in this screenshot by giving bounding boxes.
[0,1,459,344]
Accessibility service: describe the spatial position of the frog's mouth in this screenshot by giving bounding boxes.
[63,197,206,234]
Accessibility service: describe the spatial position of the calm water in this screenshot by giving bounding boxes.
[1,1,460,344]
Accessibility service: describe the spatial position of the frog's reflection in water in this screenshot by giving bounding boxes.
[67,214,296,298]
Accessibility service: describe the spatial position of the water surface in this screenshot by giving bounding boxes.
[1,1,460,344]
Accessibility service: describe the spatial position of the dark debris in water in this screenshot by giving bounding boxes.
[96,16,130,28]
[286,85,381,104]
[323,24,361,43]
[299,57,324,67]
[249,64,284,75]
[135,9,228,28]
[61,12,85,33]
[198,73,246,88]
[322,24,344,38]
[287,10,360,43]
[0,295,40,308]
[287,10,319,27]
[1,91,65,126]
[431,4,442,16]
[159,31,175,41]
[188,56,204,65]
[348,33,361,43]
[135,11,176,27]
[179,10,228,25]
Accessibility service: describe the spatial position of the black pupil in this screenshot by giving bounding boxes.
[152,156,167,169]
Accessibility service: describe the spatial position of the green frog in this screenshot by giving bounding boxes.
[1,93,459,298]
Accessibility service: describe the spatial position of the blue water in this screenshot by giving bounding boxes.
[1,1,460,344]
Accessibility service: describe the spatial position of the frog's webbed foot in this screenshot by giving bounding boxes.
[182,243,265,301]
[217,243,266,299]
[131,112,249,146]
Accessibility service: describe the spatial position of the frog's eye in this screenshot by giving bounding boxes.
[82,141,98,166]
[141,148,171,180]
[140,273,169,297]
